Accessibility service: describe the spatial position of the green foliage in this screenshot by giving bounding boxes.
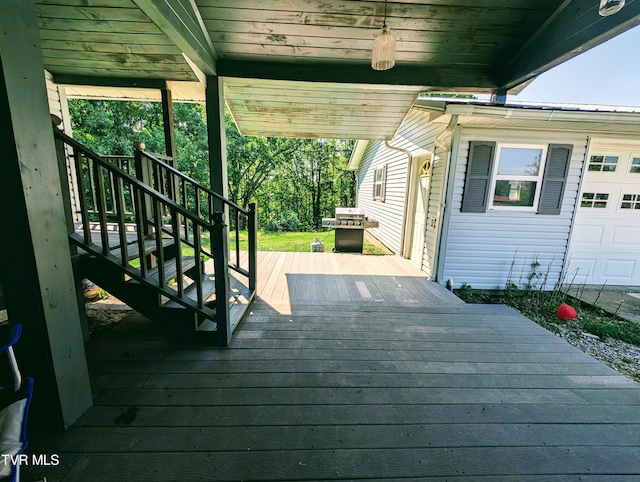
[456,260,640,348]
[68,99,356,232]
[261,210,303,232]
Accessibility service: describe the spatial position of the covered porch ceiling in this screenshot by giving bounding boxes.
[37,0,640,140]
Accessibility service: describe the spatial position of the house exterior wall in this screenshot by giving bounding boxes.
[441,127,588,290]
[422,145,449,274]
[355,109,446,254]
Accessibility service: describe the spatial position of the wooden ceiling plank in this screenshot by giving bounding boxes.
[198,3,550,24]
[209,33,498,56]
[42,50,187,64]
[36,5,150,22]
[214,44,493,66]
[197,0,558,13]
[204,20,515,45]
[498,0,640,89]
[36,0,136,6]
[131,0,217,75]
[41,41,182,55]
[37,17,164,34]
[201,12,537,33]
[38,29,174,45]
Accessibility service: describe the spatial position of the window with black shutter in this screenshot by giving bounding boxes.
[461,141,571,215]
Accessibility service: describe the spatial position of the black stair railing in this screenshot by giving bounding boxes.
[54,129,256,346]
[132,146,256,293]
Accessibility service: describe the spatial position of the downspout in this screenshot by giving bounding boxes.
[384,139,413,256]
[560,135,591,288]
[431,114,458,281]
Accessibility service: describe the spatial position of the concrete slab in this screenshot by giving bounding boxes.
[569,285,640,324]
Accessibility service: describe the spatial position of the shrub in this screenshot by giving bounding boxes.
[262,210,303,232]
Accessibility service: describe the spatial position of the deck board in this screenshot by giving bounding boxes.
[28,251,640,481]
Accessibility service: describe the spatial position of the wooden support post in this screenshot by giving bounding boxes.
[161,85,177,161]
[0,0,92,430]
[248,203,258,293]
[161,85,179,204]
[212,212,231,347]
[205,75,228,213]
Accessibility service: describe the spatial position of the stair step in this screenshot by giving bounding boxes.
[110,236,174,262]
[143,256,197,285]
[163,275,217,309]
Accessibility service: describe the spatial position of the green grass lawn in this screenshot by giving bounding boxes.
[229,230,388,255]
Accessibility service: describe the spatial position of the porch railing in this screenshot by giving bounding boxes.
[54,129,257,345]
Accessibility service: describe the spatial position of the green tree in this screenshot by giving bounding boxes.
[67,98,356,231]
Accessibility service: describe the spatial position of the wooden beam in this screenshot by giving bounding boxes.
[53,74,167,89]
[205,75,228,205]
[161,86,176,159]
[132,0,217,76]
[497,0,640,90]
[216,60,496,90]
[0,0,92,430]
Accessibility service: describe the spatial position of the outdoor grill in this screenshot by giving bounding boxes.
[322,207,379,253]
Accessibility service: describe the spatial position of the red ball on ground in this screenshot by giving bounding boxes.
[556,303,577,321]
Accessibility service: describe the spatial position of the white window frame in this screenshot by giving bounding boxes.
[628,155,640,175]
[587,153,620,173]
[373,164,387,201]
[489,143,548,211]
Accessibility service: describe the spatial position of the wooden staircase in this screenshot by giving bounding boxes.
[54,129,257,346]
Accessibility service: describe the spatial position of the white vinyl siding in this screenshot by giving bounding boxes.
[355,109,446,255]
[442,128,587,290]
[356,142,409,253]
[422,156,447,275]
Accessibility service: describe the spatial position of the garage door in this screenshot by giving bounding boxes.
[568,147,640,285]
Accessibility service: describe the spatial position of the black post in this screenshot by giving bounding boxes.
[212,211,230,346]
[248,203,257,293]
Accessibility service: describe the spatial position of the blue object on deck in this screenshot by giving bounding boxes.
[0,323,34,482]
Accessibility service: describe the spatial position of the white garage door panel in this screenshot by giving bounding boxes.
[568,147,640,285]
[571,224,606,248]
[602,259,636,279]
[565,257,597,280]
[611,226,640,247]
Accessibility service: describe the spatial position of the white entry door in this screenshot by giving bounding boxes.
[410,158,431,268]
[567,146,640,285]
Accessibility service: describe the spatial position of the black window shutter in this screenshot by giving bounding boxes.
[538,144,572,215]
[461,141,496,213]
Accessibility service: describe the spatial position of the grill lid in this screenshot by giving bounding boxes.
[335,207,365,220]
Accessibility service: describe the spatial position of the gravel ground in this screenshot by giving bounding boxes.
[551,322,640,382]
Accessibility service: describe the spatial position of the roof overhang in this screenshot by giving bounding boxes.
[37,0,640,140]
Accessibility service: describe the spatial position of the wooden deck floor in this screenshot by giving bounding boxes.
[28,253,640,481]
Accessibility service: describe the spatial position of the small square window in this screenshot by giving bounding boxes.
[620,193,640,210]
[581,192,609,208]
[588,155,618,172]
[630,158,640,174]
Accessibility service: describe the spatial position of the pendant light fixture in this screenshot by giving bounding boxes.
[599,0,625,16]
[371,0,396,71]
